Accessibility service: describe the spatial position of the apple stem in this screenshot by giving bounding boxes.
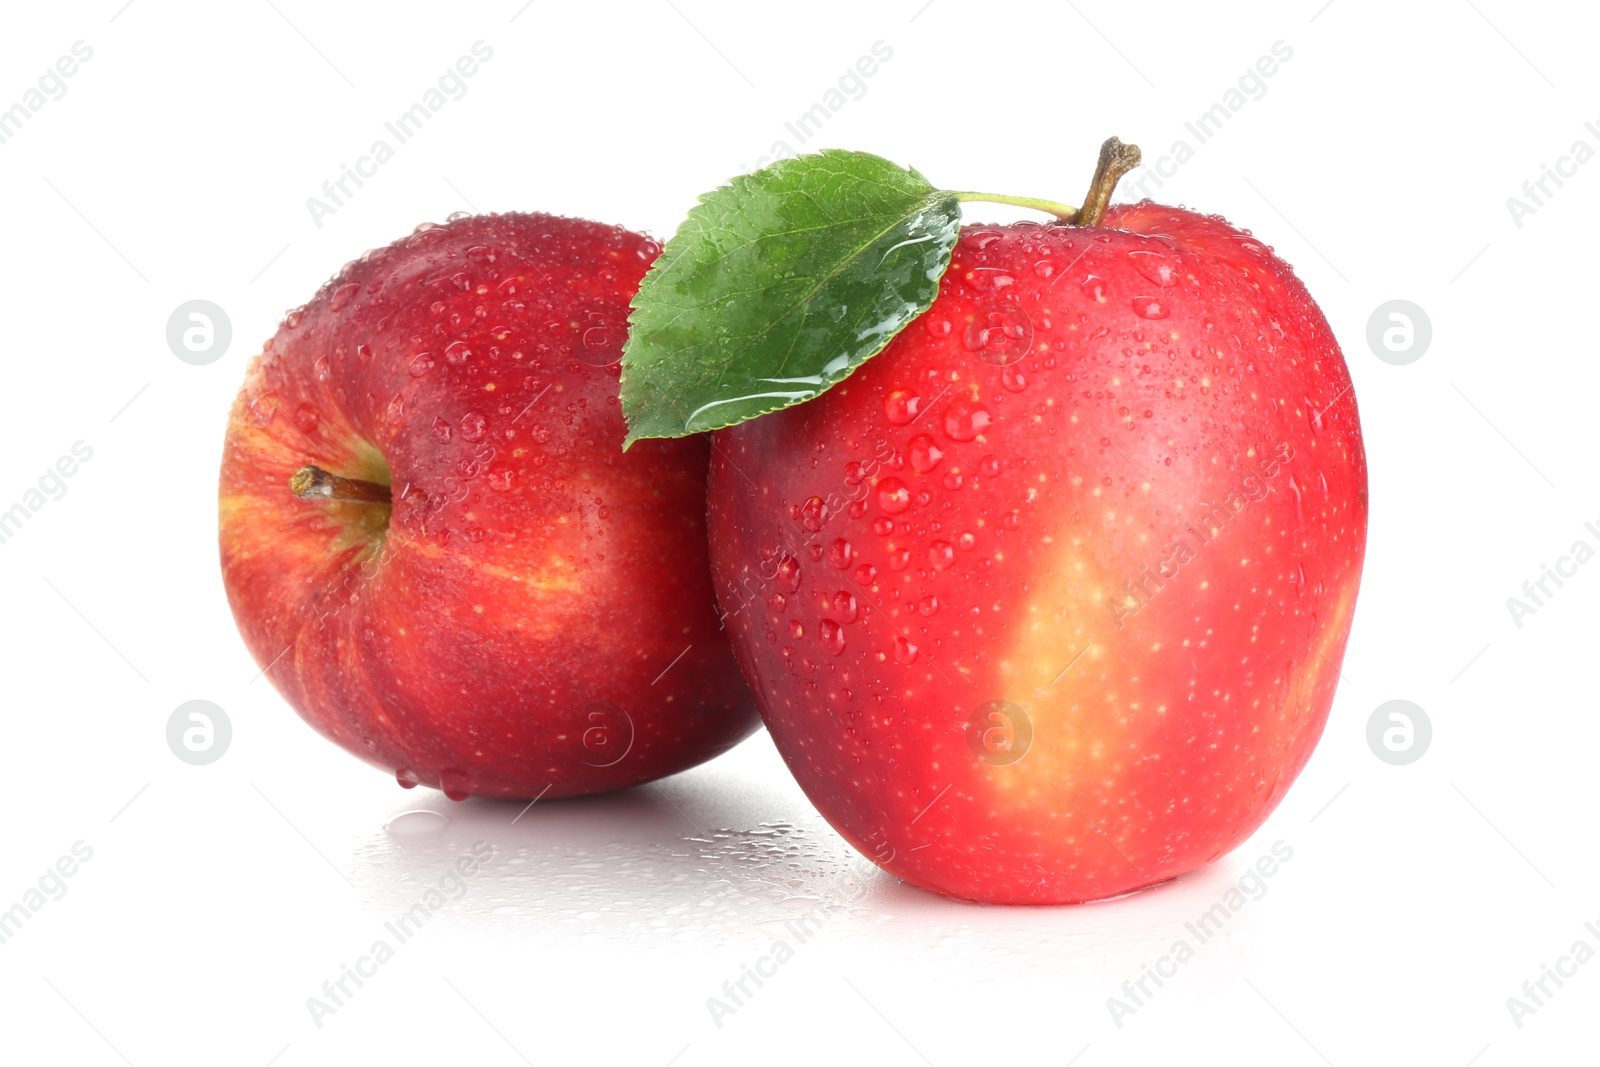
[1073,136,1142,226]
[951,190,1079,221]
[947,137,1142,227]
[290,465,392,505]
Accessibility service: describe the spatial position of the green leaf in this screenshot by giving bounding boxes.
[620,150,961,445]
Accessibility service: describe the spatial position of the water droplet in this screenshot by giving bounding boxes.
[872,517,894,536]
[775,555,802,593]
[800,496,830,532]
[917,594,940,617]
[966,267,1015,293]
[894,636,919,664]
[1001,364,1028,392]
[439,769,474,802]
[832,591,858,622]
[818,619,845,655]
[1132,297,1169,320]
[854,563,877,584]
[1002,510,1021,530]
[1128,249,1180,287]
[396,768,420,789]
[406,225,445,248]
[431,417,452,442]
[979,456,1002,477]
[943,401,992,442]
[829,537,853,569]
[386,809,447,835]
[487,466,514,491]
[444,341,472,365]
[294,403,319,433]
[789,619,805,639]
[248,391,278,425]
[1033,259,1056,279]
[409,352,436,377]
[877,477,911,514]
[963,302,1033,365]
[330,282,360,311]
[1082,274,1109,301]
[927,541,954,569]
[884,390,922,426]
[768,593,786,613]
[924,318,952,337]
[460,412,486,442]
[313,355,331,381]
[888,547,911,570]
[908,433,944,473]
[958,532,977,550]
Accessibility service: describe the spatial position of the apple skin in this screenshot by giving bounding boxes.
[707,203,1367,903]
[220,213,758,800]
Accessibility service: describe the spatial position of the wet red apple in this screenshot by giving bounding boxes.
[220,212,757,800]
[707,176,1367,902]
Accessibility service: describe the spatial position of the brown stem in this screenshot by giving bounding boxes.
[290,465,392,505]
[1073,136,1142,227]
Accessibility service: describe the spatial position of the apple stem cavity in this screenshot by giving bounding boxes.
[289,465,393,505]
[1072,136,1142,227]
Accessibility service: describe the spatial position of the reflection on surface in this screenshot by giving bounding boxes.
[346,733,1281,988]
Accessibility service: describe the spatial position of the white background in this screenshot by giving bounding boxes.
[1,1,1595,1063]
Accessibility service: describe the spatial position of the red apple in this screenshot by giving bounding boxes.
[706,185,1367,902]
[219,212,757,800]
